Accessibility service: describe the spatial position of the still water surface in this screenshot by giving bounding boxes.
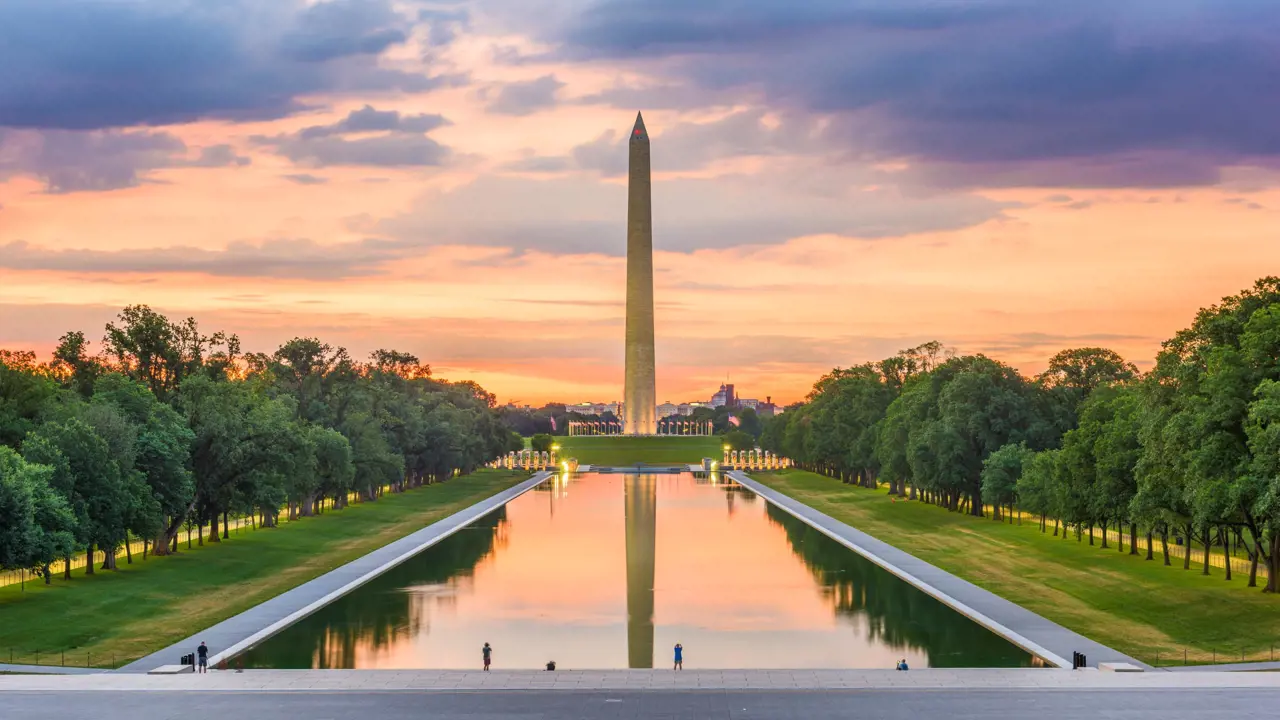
[239,473,1037,669]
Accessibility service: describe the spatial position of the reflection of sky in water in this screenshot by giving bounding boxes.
[239,473,1037,670]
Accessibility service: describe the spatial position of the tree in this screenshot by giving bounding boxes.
[0,448,76,580]
[530,433,554,453]
[22,417,129,575]
[722,430,755,451]
[1017,449,1059,533]
[885,355,1055,515]
[1245,379,1280,591]
[982,443,1033,521]
[0,353,55,449]
[104,306,236,400]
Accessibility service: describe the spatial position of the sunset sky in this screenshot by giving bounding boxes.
[2,0,1278,406]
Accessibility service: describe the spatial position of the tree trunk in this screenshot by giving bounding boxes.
[1053,518,1059,536]
[1145,529,1154,561]
[208,514,219,543]
[1162,526,1170,566]
[223,511,229,539]
[1265,533,1280,594]
[1130,523,1139,556]
[1244,525,1261,588]
[1182,525,1192,569]
[125,536,133,564]
[64,554,72,580]
[85,543,95,575]
[1221,527,1232,581]
[1202,528,1211,576]
[42,563,51,584]
[198,521,204,546]
[1100,521,1108,549]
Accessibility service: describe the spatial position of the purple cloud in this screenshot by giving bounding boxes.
[0,0,451,130]
[527,0,1280,187]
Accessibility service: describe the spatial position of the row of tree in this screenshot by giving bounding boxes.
[760,277,1280,593]
[0,306,522,582]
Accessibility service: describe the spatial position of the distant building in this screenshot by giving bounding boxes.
[710,383,737,409]
[657,401,680,418]
[738,398,759,410]
[566,401,621,417]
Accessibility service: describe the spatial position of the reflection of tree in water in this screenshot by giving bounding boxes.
[717,483,758,517]
[240,506,508,668]
[763,503,1039,668]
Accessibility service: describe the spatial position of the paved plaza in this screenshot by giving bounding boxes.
[4,668,1280,692]
[1,671,1278,720]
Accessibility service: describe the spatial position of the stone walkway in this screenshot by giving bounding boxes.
[119,472,551,674]
[3,668,1280,692]
[729,471,1146,670]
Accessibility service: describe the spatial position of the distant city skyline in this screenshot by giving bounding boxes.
[3,3,1278,406]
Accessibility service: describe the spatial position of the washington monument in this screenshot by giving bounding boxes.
[623,112,656,435]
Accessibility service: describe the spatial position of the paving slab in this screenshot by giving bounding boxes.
[729,471,1146,670]
[119,472,550,674]
[3,668,1280,693]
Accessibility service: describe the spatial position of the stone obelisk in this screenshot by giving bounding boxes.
[623,112,656,435]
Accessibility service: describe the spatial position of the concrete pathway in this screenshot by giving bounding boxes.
[119,472,550,674]
[3,668,1280,692]
[729,471,1146,670]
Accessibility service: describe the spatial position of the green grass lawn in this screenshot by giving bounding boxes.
[0,469,527,668]
[753,469,1280,666]
[557,436,723,465]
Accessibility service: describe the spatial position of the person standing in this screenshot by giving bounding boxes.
[196,642,209,673]
[482,642,492,672]
[673,643,683,670]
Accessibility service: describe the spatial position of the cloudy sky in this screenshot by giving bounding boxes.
[2,0,1278,405]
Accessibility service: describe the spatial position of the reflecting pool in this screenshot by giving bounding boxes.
[238,473,1039,669]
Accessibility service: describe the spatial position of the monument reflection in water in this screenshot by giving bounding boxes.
[238,473,1038,669]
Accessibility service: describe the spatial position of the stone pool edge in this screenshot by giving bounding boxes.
[121,471,552,674]
[728,471,1147,671]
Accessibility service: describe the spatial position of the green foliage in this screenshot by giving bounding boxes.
[722,429,755,451]
[0,352,55,449]
[0,305,514,575]
[981,442,1033,513]
[0,448,76,573]
[772,275,1280,595]
[530,433,554,453]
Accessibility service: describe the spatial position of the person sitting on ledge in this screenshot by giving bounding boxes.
[896,658,909,671]
[545,661,556,671]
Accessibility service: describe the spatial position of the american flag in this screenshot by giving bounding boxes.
[728,415,740,427]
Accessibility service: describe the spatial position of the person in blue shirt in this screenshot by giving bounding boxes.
[896,658,909,671]
[674,643,683,670]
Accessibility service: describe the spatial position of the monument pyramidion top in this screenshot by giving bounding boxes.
[631,111,648,141]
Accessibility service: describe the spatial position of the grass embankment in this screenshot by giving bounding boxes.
[558,436,723,465]
[0,469,527,668]
[754,469,1280,667]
